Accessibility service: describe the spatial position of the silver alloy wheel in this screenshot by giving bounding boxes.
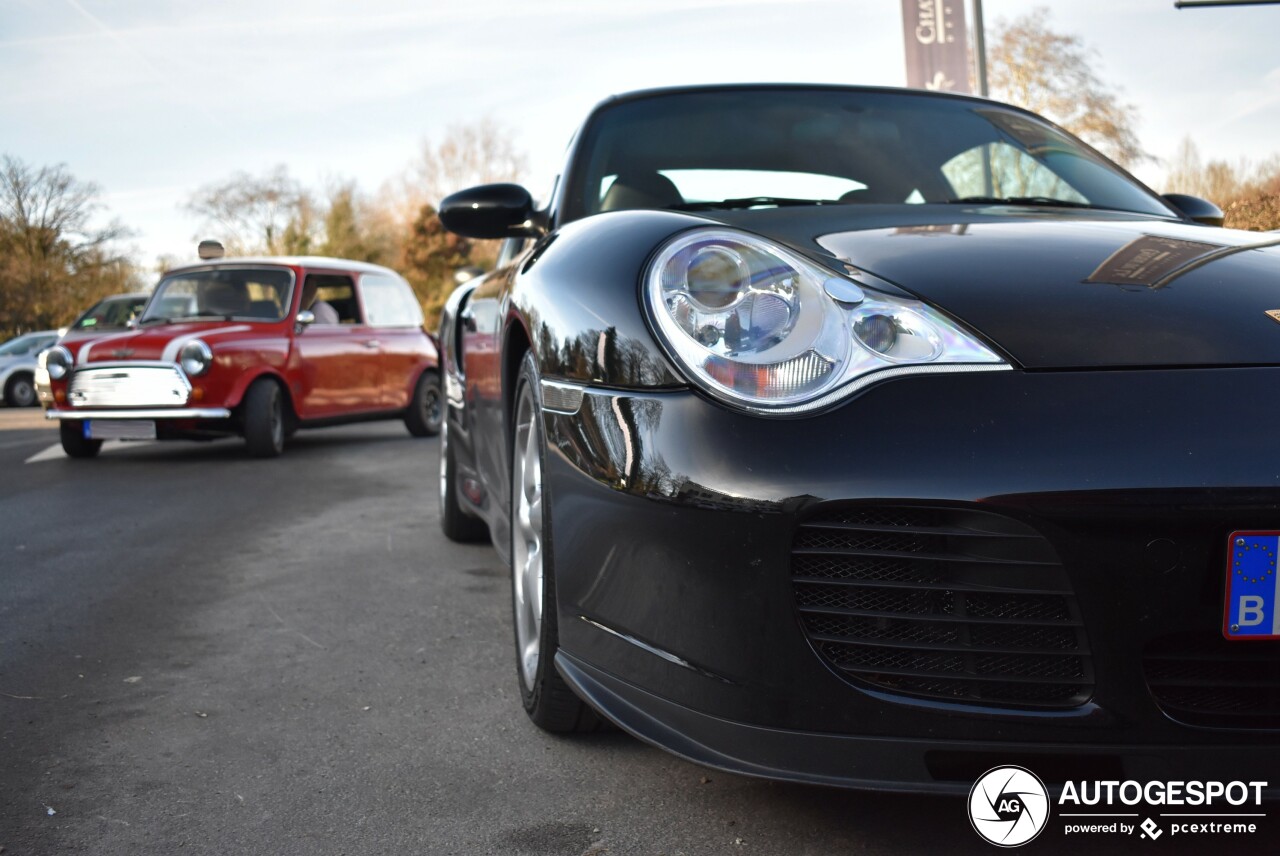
[512,390,543,692]
[439,414,449,511]
[10,377,36,407]
[423,383,442,433]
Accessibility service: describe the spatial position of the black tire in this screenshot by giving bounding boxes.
[510,351,601,733]
[4,373,37,407]
[405,370,443,437]
[59,421,103,458]
[242,379,285,458]
[439,412,489,543]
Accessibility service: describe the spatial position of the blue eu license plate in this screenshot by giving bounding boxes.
[1225,531,1280,640]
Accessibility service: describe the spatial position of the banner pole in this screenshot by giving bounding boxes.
[972,0,988,96]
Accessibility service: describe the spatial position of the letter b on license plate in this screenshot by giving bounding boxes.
[1225,531,1280,640]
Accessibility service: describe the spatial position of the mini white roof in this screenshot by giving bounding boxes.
[166,256,402,277]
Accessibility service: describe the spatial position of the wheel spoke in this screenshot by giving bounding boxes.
[512,397,546,693]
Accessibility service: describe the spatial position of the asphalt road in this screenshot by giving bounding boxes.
[0,406,1267,854]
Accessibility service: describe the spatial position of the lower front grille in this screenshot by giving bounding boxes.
[69,363,191,408]
[1145,633,1280,728]
[792,505,1092,709]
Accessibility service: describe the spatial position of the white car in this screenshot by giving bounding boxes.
[0,330,59,407]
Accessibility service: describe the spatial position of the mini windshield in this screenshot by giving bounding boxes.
[72,295,147,330]
[140,268,294,324]
[566,88,1174,221]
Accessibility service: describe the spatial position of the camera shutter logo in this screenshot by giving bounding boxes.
[968,766,1050,847]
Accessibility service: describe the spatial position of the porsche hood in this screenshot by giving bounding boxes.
[713,207,1280,370]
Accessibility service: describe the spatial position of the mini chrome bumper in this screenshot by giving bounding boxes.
[46,408,232,421]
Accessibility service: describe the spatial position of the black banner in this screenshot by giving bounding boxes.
[902,0,972,93]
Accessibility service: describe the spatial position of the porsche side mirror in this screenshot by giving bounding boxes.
[439,184,543,239]
[296,309,316,332]
[1163,193,1225,227]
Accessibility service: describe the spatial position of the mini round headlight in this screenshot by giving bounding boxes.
[43,345,74,380]
[179,340,213,377]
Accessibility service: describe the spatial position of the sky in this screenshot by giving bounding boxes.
[3,0,1280,266]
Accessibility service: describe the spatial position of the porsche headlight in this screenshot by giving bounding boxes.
[644,228,1006,414]
[41,345,74,380]
[179,340,213,377]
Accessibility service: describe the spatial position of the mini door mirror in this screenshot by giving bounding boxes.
[439,184,542,239]
[1162,193,1225,227]
[296,309,316,331]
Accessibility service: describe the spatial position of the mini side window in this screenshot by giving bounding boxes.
[302,274,361,324]
[360,273,425,328]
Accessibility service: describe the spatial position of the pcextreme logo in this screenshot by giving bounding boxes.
[968,766,1051,847]
[967,768,1270,847]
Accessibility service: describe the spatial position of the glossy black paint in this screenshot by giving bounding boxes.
[544,369,1280,789]
[439,183,542,240]
[436,84,1280,790]
[1164,192,1226,227]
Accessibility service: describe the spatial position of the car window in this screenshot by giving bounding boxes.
[942,142,1089,203]
[360,273,424,328]
[600,169,867,206]
[73,296,146,330]
[0,334,49,356]
[303,274,361,324]
[565,89,1173,220]
[141,268,294,323]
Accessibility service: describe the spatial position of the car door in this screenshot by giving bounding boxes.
[357,272,432,409]
[292,272,382,418]
[458,273,506,511]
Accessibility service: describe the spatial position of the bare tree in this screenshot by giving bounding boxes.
[185,165,308,255]
[989,8,1147,168]
[1165,136,1280,204]
[0,155,135,337]
[389,118,529,222]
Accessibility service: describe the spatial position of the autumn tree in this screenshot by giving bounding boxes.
[0,155,137,338]
[394,118,529,220]
[989,8,1147,168]
[1163,137,1280,231]
[316,180,396,263]
[400,204,475,328]
[185,165,308,255]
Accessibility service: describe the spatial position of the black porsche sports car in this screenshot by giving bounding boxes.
[436,84,1280,793]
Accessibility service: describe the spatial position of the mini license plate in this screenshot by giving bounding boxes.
[1224,531,1280,640]
[85,419,156,441]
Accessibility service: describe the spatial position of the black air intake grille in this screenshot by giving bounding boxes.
[1145,633,1280,728]
[792,505,1092,709]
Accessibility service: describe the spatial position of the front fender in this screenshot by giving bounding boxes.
[510,210,709,390]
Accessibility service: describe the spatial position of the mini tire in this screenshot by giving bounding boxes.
[59,421,103,458]
[4,373,37,407]
[510,351,601,733]
[242,378,286,458]
[405,370,443,437]
[439,412,489,542]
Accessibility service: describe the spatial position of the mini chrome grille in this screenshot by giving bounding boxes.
[68,364,190,408]
[792,505,1092,709]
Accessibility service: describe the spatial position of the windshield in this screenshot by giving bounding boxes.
[565,88,1173,220]
[141,267,295,324]
[0,333,54,356]
[73,295,147,330]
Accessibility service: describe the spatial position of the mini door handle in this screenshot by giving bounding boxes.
[363,339,381,349]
